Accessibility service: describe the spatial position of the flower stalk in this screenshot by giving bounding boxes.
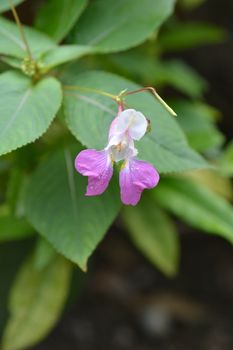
[123,87,177,117]
[64,85,116,100]
[64,86,176,117]
[8,0,33,60]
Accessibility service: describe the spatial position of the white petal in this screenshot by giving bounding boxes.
[106,134,138,162]
[115,109,134,134]
[129,110,148,140]
[116,109,148,140]
[126,138,138,159]
[106,133,123,149]
[108,116,119,139]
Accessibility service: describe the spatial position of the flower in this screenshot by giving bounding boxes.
[75,108,160,205]
[75,149,113,196]
[120,159,159,205]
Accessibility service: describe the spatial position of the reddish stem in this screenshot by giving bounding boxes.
[117,103,124,114]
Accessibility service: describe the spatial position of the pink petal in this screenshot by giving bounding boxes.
[75,149,113,196]
[120,159,160,206]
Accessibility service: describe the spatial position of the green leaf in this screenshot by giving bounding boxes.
[35,0,88,42]
[41,45,93,69]
[219,141,233,177]
[63,70,208,173]
[0,215,33,242]
[108,54,207,98]
[178,0,206,10]
[25,146,121,270]
[0,241,32,336]
[184,169,233,201]
[0,56,21,69]
[0,17,55,59]
[2,254,72,350]
[6,169,29,216]
[159,22,226,52]
[0,0,25,13]
[69,0,175,52]
[173,100,225,152]
[34,238,56,270]
[152,176,233,244]
[156,60,207,99]
[123,196,180,276]
[0,71,62,156]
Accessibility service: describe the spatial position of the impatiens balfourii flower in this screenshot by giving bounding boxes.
[75,107,160,205]
[120,158,159,206]
[75,149,113,196]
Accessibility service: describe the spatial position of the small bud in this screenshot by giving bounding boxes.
[118,89,128,97]
[146,118,152,133]
[21,57,37,76]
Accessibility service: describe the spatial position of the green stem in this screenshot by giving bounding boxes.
[63,85,117,100]
[8,0,33,59]
[125,87,177,117]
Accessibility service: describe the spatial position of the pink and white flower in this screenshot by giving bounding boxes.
[75,149,113,196]
[119,158,159,206]
[75,108,160,205]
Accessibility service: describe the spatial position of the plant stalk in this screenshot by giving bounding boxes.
[8,0,33,59]
[125,87,177,117]
[64,85,117,100]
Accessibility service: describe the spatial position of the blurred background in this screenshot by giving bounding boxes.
[2,0,233,349]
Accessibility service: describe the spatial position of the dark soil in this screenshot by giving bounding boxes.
[33,229,233,350]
